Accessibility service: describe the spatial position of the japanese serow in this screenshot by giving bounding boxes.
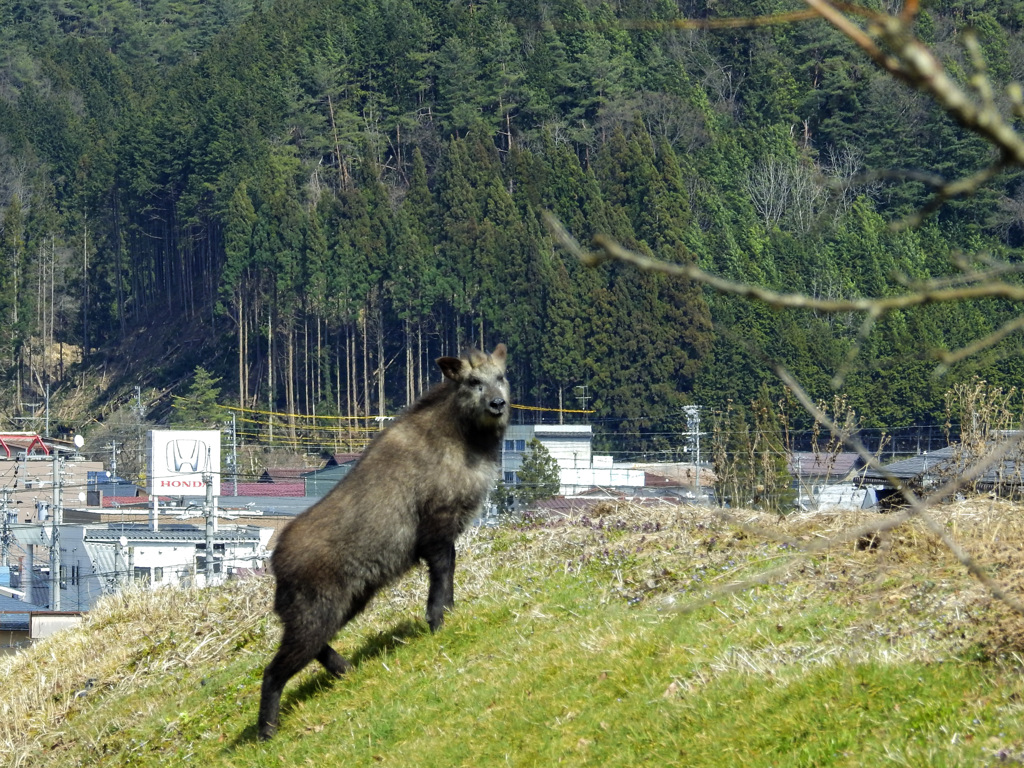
[257,344,510,739]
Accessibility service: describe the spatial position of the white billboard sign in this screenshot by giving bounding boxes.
[148,430,221,496]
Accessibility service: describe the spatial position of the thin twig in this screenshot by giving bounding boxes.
[777,366,1024,615]
[544,212,1024,313]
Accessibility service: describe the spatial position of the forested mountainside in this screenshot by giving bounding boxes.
[1,0,1023,452]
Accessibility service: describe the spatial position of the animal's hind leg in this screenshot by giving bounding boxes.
[316,644,351,677]
[316,592,370,674]
[257,627,322,741]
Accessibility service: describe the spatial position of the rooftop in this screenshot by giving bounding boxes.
[0,433,49,457]
[787,452,864,479]
[84,523,264,543]
[0,595,50,630]
[860,443,1024,488]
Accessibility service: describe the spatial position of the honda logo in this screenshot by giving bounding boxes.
[166,439,210,473]
[149,430,221,497]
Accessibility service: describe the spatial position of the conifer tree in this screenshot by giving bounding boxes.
[514,439,561,506]
[171,367,224,428]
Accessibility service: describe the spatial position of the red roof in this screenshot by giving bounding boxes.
[644,472,679,487]
[0,433,49,457]
[258,468,310,483]
[224,482,305,497]
[327,453,362,466]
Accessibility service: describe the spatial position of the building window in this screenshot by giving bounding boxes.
[504,439,515,451]
[504,471,518,485]
[153,567,164,583]
[133,567,152,584]
[515,439,526,451]
[197,556,222,575]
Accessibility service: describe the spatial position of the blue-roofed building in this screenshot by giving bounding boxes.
[0,594,49,653]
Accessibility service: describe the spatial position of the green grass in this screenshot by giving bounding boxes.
[6,503,1024,767]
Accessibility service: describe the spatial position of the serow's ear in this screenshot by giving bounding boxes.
[436,356,465,382]
[490,343,507,366]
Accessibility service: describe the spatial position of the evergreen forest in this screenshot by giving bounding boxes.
[2,0,1024,455]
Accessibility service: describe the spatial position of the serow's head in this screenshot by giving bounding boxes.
[437,344,510,430]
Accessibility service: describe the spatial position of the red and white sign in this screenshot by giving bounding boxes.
[148,430,221,496]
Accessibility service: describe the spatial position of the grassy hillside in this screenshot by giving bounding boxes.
[4,502,1024,767]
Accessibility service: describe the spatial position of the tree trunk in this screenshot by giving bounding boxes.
[237,293,245,409]
[405,317,413,407]
[378,311,385,419]
[362,312,369,421]
[286,322,296,445]
[268,308,274,445]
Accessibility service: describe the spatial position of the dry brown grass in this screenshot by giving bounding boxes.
[768,500,1024,652]
[3,498,1024,766]
[500,499,1024,663]
[0,580,274,767]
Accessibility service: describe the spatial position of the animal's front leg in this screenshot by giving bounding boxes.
[424,541,456,632]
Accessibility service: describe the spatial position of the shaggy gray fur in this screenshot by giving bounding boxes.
[257,344,510,739]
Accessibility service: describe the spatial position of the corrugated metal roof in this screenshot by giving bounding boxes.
[326,453,361,466]
[530,497,603,514]
[31,579,50,609]
[0,592,49,629]
[225,482,305,497]
[0,595,48,612]
[258,468,310,482]
[85,524,263,543]
[788,452,863,479]
[102,496,152,508]
[644,473,669,487]
[860,443,1024,487]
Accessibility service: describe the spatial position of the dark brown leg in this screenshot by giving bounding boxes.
[425,541,456,632]
[316,643,352,677]
[258,629,322,740]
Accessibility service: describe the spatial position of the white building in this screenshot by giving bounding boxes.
[501,424,645,495]
[10,521,272,611]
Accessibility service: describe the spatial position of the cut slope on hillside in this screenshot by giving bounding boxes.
[4,501,1024,767]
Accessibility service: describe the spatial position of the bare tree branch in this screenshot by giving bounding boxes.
[776,365,1024,615]
[544,211,1024,312]
[548,1,1024,619]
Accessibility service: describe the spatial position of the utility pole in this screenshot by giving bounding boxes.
[230,412,238,497]
[203,471,215,586]
[574,385,591,412]
[50,452,64,610]
[1,488,12,567]
[682,405,705,502]
[116,535,129,587]
[134,385,146,455]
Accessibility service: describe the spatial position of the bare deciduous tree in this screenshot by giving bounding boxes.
[548,0,1024,617]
